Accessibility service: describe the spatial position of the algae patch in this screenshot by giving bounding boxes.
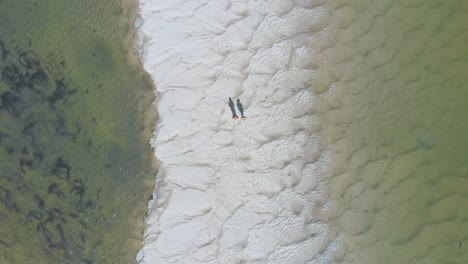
[0,0,155,263]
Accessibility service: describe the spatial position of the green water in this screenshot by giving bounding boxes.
[318,1,468,263]
[0,1,154,263]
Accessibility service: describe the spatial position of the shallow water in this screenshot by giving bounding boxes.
[0,1,154,263]
[317,1,468,263]
[138,0,468,263]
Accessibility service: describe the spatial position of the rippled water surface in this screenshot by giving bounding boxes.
[319,1,468,263]
[0,1,154,263]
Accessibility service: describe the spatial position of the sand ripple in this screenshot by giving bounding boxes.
[137,0,468,263]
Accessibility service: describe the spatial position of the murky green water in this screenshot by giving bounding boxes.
[318,1,468,263]
[0,1,154,263]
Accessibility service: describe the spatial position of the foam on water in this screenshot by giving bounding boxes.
[137,0,468,263]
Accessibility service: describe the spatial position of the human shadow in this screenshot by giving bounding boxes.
[228,97,238,118]
[236,98,246,118]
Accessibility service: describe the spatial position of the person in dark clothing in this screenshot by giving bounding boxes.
[228,97,238,119]
[236,98,246,119]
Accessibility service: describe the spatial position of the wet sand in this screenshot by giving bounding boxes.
[137,0,468,263]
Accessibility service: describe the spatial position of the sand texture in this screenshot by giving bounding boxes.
[136,0,468,263]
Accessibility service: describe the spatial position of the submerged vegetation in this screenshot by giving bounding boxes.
[0,1,154,263]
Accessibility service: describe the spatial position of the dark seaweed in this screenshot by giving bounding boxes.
[2,65,25,89]
[0,40,8,60]
[50,157,71,181]
[0,39,107,263]
[48,78,76,107]
[1,91,22,116]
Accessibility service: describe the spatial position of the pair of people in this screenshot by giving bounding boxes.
[228,97,246,119]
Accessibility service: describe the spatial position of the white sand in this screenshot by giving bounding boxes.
[133,1,468,263]
[135,0,343,263]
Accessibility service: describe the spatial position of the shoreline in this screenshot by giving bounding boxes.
[120,0,159,262]
[122,0,159,178]
[132,1,468,263]
[134,1,335,263]
[0,0,159,262]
